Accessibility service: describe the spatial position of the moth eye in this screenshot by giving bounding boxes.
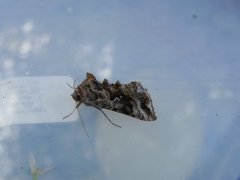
[76,96,81,101]
[71,93,76,99]
[71,92,80,101]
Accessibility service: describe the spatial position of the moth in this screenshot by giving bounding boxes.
[63,72,156,135]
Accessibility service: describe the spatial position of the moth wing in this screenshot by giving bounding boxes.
[102,83,156,121]
[83,79,157,121]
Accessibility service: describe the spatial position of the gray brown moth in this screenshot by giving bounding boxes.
[63,72,157,135]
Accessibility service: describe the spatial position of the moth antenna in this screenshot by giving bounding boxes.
[76,107,89,137]
[67,79,79,89]
[66,83,74,89]
[91,104,121,128]
[73,79,78,89]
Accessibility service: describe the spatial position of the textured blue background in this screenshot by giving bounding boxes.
[0,0,240,179]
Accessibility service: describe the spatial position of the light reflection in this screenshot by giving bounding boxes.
[19,40,32,57]
[2,58,14,69]
[22,21,34,33]
[75,43,114,79]
[67,7,73,13]
[97,43,113,79]
[76,44,94,69]
[209,86,234,99]
[0,20,50,61]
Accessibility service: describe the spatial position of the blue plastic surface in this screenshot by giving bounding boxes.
[0,0,239,179]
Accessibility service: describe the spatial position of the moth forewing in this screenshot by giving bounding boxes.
[64,72,157,133]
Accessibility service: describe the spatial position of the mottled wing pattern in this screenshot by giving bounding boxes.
[81,75,156,121]
[126,82,157,121]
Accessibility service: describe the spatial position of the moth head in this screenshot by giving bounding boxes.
[71,91,81,102]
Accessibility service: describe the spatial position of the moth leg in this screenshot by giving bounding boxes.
[91,104,121,128]
[76,107,89,137]
[62,102,81,119]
